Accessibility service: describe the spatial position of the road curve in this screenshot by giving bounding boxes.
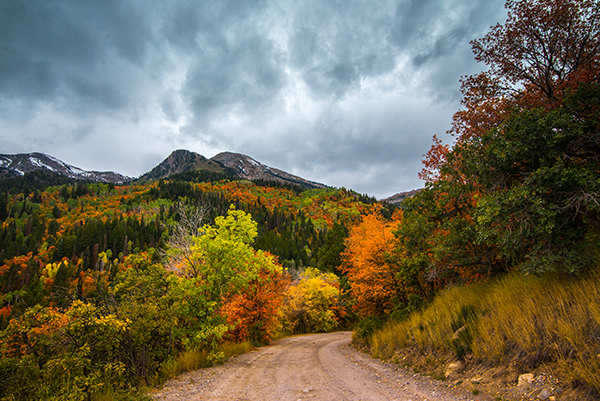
[152,332,486,401]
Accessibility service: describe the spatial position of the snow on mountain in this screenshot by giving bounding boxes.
[0,152,132,184]
[210,152,327,189]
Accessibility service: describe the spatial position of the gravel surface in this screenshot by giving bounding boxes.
[151,332,493,401]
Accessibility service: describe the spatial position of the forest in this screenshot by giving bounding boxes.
[1,0,599,400]
[0,168,394,399]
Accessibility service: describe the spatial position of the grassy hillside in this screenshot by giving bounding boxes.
[364,272,600,400]
[342,2,600,400]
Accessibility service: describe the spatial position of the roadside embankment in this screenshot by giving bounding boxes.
[365,272,600,401]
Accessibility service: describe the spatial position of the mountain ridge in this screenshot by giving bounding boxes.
[0,150,329,191]
[211,151,328,189]
[0,152,132,184]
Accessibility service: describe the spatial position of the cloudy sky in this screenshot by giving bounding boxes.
[0,0,507,198]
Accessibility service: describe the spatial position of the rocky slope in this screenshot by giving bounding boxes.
[382,188,421,205]
[137,149,231,181]
[0,152,131,184]
[211,151,327,189]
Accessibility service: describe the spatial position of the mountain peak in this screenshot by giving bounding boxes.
[138,149,229,181]
[211,152,327,189]
[211,152,267,179]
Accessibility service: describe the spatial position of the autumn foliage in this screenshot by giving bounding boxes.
[415,0,600,278]
[221,265,289,344]
[342,210,404,317]
[281,267,343,333]
[0,173,381,399]
[2,0,599,398]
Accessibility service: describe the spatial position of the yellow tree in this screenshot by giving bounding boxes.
[282,267,342,333]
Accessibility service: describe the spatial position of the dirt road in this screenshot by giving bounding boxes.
[152,332,489,401]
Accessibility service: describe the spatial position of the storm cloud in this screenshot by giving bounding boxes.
[0,0,506,198]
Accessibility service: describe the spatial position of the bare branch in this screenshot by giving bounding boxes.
[161,201,207,278]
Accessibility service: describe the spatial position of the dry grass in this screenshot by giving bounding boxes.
[161,348,210,380]
[369,271,600,394]
[221,341,254,358]
[160,341,254,381]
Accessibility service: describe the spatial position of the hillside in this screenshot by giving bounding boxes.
[0,170,390,399]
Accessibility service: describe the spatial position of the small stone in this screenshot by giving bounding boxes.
[537,389,551,400]
[452,326,467,341]
[518,373,534,386]
[444,360,465,379]
[549,397,556,401]
[470,376,484,384]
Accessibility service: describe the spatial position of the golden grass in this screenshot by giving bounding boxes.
[221,341,254,358]
[369,271,600,393]
[161,348,210,380]
[160,341,255,381]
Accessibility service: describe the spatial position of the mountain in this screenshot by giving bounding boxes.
[382,189,421,205]
[139,149,327,189]
[137,149,232,181]
[0,150,328,190]
[211,152,327,189]
[0,152,132,184]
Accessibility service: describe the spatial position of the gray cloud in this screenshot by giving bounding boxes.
[388,0,506,100]
[182,31,286,125]
[0,0,155,112]
[0,0,507,199]
[288,1,397,98]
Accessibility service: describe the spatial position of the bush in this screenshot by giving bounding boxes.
[355,316,384,342]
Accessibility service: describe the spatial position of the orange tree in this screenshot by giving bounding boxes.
[341,210,411,317]
[220,256,289,345]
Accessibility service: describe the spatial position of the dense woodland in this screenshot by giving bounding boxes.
[0,168,391,399]
[1,0,599,400]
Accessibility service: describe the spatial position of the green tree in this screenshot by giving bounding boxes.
[110,252,174,380]
[165,205,283,351]
[457,84,600,273]
[317,222,348,274]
